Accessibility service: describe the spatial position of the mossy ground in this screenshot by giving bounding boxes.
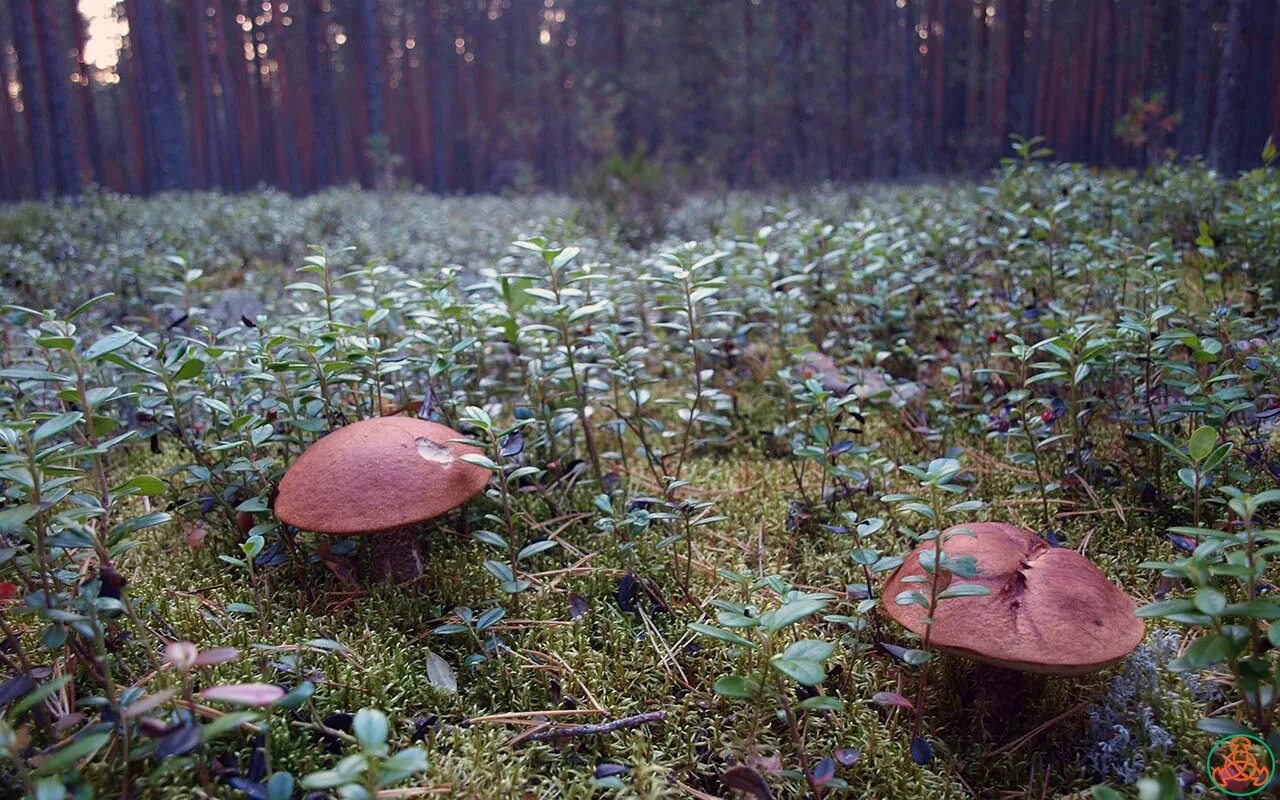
[79,404,1215,799]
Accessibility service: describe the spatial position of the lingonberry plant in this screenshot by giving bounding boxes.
[882,457,989,740]
[1,155,1278,798]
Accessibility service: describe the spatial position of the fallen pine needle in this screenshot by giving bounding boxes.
[511,711,666,745]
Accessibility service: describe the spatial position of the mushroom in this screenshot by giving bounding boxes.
[882,522,1144,676]
[274,416,490,584]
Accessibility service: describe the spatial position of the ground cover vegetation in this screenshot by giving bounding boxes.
[2,148,1280,798]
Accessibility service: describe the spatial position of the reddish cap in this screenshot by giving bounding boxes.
[275,417,490,535]
[882,522,1144,675]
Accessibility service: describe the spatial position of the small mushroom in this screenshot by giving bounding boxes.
[882,522,1144,675]
[275,417,490,584]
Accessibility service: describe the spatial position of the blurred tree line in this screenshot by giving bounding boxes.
[1,0,1276,201]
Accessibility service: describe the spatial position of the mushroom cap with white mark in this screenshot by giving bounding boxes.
[882,522,1144,675]
[275,417,490,536]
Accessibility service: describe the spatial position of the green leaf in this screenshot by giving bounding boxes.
[851,548,879,566]
[1182,632,1231,669]
[568,300,610,322]
[894,590,930,610]
[33,412,83,443]
[1193,587,1227,617]
[267,772,296,800]
[1135,599,1196,618]
[770,655,826,686]
[33,778,66,800]
[0,504,40,534]
[1089,787,1124,800]
[459,453,498,471]
[114,475,167,497]
[474,607,505,631]
[516,540,558,561]
[472,530,506,549]
[353,708,389,756]
[276,681,316,710]
[32,732,111,776]
[1196,717,1252,737]
[376,747,428,787]
[902,649,931,666]
[716,611,760,628]
[713,675,758,698]
[757,598,828,631]
[1202,442,1233,473]
[794,695,843,712]
[482,560,514,583]
[67,293,114,321]
[85,331,136,361]
[937,583,993,600]
[782,639,834,662]
[8,675,73,719]
[551,246,580,270]
[1188,426,1216,462]
[173,359,206,381]
[688,623,757,649]
[0,368,71,383]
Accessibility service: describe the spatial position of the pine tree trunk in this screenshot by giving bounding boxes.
[1208,0,1248,174]
[421,0,445,191]
[360,0,386,186]
[898,0,915,177]
[35,0,79,196]
[1190,0,1216,158]
[307,0,339,188]
[10,0,53,197]
[68,0,104,186]
[0,37,23,198]
[213,0,245,191]
[191,7,221,189]
[1003,0,1028,142]
[132,0,188,191]
[1241,0,1275,164]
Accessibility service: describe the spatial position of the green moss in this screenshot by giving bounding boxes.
[78,431,1204,799]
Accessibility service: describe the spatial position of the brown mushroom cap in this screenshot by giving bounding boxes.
[882,522,1144,675]
[275,417,490,536]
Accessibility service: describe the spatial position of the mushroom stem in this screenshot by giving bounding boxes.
[967,662,1029,731]
[367,525,426,584]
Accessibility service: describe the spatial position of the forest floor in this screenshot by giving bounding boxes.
[3,162,1279,799]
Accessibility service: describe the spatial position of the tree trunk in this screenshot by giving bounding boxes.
[1208,0,1248,174]
[10,0,53,197]
[191,5,221,189]
[0,32,24,198]
[420,0,444,191]
[213,0,244,191]
[304,0,338,189]
[1190,0,1216,158]
[359,0,386,186]
[68,0,104,186]
[843,0,859,179]
[1003,0,1028,143]
[1094,0,1118,163]
[131,0,188,191]
[940,0,967,171]
[898,0,915,176]
[1176,0,1201,156]
[1242,0,1276,166]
